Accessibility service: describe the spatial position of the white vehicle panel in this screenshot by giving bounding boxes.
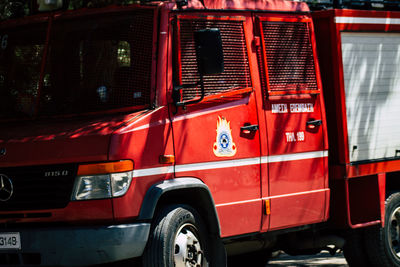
[341,32,400,162]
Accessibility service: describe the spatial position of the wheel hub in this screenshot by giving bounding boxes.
[174,223,205,267]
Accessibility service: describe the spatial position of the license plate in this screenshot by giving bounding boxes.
[0,233,21,250]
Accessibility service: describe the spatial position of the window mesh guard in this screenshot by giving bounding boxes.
[0,10,154,120]
[262,21,319,96]
[178,19,252,102]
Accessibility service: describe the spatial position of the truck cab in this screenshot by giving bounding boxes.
[0,0,336,266]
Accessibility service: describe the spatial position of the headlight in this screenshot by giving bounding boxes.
[111,171,133,197]
[72,161,133,201]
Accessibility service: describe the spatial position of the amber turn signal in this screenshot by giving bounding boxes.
[264,199,271,215]
[77,160,134,176]
[159,155,175,164]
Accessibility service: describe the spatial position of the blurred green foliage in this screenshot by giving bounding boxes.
[69,0,140,8]
[0,1,29,20]
[0,0,141,20]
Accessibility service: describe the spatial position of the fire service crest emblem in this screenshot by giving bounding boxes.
[213,116,237,157]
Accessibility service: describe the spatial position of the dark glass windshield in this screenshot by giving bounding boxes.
[0,10,154,120]
[0,23,47,118]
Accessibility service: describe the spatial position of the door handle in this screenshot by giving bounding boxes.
[240,124,259,132]
[306,119,322,129]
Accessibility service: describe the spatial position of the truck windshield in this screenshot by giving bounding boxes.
[0,11,153,120]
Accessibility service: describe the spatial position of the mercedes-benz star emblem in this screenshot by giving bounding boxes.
[0,174,13,201]
[0,148,5,156]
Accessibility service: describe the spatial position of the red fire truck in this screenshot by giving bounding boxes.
[0,0,399,266]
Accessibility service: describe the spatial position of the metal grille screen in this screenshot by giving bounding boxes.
[179,19,251,101]
[0,24,47,119]
[41,11,154,115]
[262,21,318,94]
[0,10,154,120]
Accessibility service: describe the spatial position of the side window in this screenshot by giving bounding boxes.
[176,16,252,102]
[259,17,320,97]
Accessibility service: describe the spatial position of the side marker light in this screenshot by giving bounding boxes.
[264,199,271,215]
[159,155,175,164]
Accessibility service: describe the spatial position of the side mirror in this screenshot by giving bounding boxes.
[173,28,224,108]
[194,28,224,76]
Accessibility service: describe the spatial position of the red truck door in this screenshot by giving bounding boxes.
[169,15,262,238]
[257,15,329,230]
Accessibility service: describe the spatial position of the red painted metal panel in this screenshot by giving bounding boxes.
[258,14,328,230]
[347,160,400,178]
[378,173,386,227]
[156,6,170,107]
[268,158,328,230]
[176,163,260,207]
[265,98,324,155]
[334,9,400,32]
[109,107,174,170]
[216,201,262,237]
[113,176,167,221]
[269,158,326,196]
[0,112,142,167]
[269,190,327,230]
[312,10,349,166]
[109,107,175,220]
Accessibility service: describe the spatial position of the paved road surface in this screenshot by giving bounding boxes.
[267,251,348,266]
[102,251,349,266]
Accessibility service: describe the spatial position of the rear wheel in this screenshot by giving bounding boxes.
[143,205,210,267]
[365,192,400,267]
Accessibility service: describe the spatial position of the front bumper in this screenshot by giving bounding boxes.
[0,223,150,266]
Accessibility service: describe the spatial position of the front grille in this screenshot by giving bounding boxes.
[262,21,318,94]
[179,19,251,101]
[0,164,77,211]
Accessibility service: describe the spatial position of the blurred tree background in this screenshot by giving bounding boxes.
[0,0,140,20]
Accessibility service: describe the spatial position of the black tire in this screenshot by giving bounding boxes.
[142,204,211,267]
[364,192,400,267]
[343,229,371,267]
[227,250,273,267]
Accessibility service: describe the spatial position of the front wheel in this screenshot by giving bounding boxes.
[143,205,210,267]
[365,192,400,266]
